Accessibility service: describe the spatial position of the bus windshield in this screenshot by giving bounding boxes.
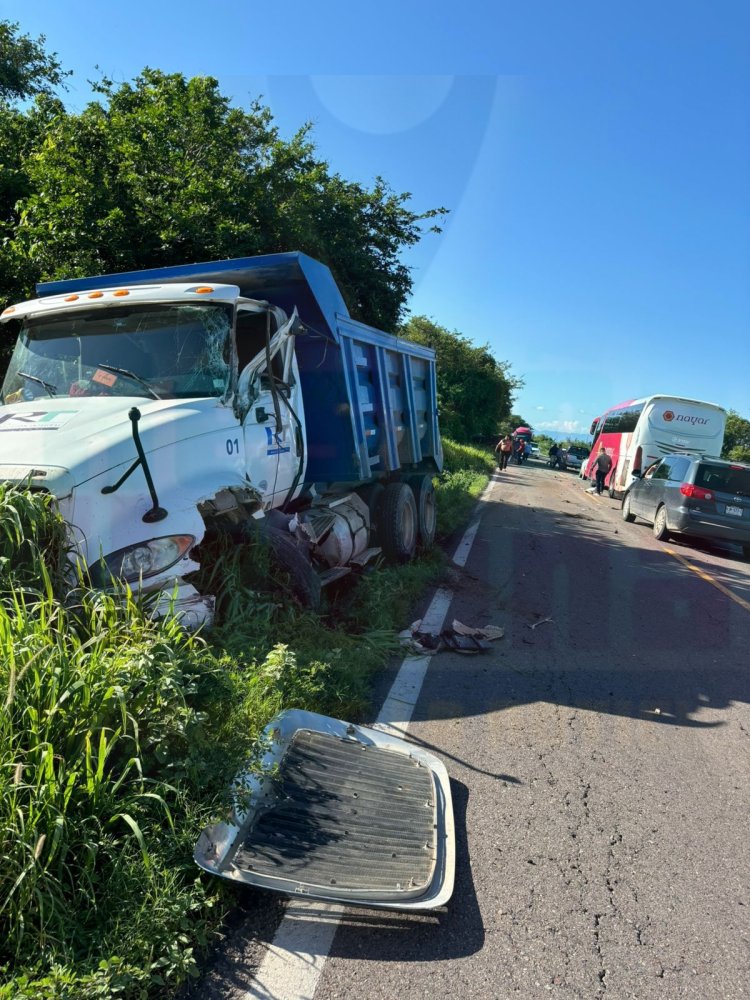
[1,303,233,404]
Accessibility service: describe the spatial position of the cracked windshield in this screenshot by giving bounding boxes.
[1,302,232,403]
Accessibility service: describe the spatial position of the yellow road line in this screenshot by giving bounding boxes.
[662,546,750,614]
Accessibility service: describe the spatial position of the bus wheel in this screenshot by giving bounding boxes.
[608,482,617,499]
[379,482,418,563]
[653,505,670,541]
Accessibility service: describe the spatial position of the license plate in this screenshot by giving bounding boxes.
[725,504,744,517]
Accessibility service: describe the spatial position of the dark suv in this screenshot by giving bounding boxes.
[621,454,750,558]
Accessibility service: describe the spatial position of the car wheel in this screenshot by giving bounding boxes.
[743,544,750,561]
[622,494,636,523]
[653,505,670,541]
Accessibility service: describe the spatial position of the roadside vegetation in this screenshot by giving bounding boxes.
[0,439,493,1000]
[0,23,507,998]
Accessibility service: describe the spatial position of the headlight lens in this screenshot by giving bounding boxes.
[89,535,195,586]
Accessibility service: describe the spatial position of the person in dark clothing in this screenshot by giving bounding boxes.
[594,445,613,494]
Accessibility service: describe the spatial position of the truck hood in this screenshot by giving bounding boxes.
[0,396,236,493]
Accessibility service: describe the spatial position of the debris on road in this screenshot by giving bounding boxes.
[399,618,505,655]
[527,616,554,630]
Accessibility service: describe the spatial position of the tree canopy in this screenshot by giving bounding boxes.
[722,409,750,462]
[0,20,68,103]
[401,316,523,442]
[0,29,446,335]
[0,21,526,432]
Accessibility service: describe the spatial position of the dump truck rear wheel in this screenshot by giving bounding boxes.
[409,474,437,549]
[379,482,418,563]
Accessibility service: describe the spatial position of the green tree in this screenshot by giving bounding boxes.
[0,20,70,313]
[401,315,522,442]
[5,69,445,334]
[721,409,750,462]
[507,413,532,432]
[0,20,69,103]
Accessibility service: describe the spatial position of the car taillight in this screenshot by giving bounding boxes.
[680,483,713,501]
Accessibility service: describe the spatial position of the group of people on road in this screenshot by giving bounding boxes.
[547,442,567,469]
[495,433,613,494]
[495,434,531,470]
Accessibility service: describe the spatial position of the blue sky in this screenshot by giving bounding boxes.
[5,1,750,436]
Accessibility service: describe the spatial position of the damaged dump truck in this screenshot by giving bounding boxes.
[0,252,442,624]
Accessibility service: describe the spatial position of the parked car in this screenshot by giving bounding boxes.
[621,454,750,558]
[564,446,590,474]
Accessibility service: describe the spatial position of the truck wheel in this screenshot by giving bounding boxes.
[266,527,321,610]
[379,482,418,563]
[409,474,437,549]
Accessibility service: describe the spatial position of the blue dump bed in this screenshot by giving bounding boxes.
[37,252,442,484]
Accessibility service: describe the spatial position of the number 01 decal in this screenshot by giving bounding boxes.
[226,438,239,455]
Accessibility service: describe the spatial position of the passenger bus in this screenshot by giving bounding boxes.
[583,395,727,498]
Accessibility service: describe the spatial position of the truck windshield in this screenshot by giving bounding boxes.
[1,303,233,404]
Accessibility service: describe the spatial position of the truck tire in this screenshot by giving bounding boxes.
[266,527,321,610]
[379,482,418,563]
[409,474,437,549]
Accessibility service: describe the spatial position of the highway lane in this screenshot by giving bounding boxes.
[189,459,750,999]
[313,460,750,999]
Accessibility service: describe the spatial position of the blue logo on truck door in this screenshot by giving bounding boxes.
[265,427,291,456]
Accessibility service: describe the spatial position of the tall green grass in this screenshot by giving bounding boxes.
[436,438,494,537]
[0,444,485,998]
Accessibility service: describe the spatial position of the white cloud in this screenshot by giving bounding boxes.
[536,419,587,434]
[535,405,545,411]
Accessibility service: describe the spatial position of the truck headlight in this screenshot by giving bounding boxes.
[89,535,195,586]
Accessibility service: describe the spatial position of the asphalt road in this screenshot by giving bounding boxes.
[193,459,750,1000]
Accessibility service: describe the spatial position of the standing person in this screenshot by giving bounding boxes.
[495,433,513,471]
[593,445,613,495]
[515,438,525,464]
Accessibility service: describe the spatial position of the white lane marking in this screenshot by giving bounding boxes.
[237,478,496,1000]
[453,518,481,568]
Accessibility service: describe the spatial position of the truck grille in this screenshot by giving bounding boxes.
[234,729,437,895]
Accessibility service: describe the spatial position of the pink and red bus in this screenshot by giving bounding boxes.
[583,395,727,498]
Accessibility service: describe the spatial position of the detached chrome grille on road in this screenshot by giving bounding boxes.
[235,730,436,894]
[194,710,455,910]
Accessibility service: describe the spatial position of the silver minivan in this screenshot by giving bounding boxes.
[621,454,750,558]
